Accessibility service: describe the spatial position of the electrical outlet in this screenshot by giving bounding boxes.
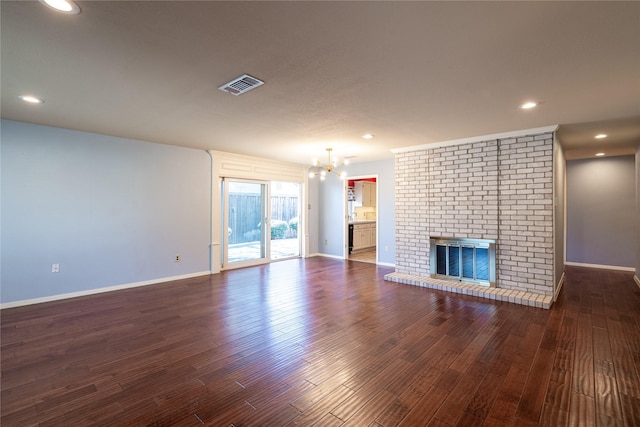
[51,263,60,273]
[175,254,181,262]
[385,246,389,252]
[324,240,328,245]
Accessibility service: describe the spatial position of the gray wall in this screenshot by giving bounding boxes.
[317,172,346,256]
[1,120,211,304]
[553,137,566,291]
[315,158,395,265]
[566,155,636,268]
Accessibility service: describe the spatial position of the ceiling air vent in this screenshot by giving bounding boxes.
[218,74,264,96]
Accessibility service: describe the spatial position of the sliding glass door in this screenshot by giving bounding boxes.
[222,179,300,269]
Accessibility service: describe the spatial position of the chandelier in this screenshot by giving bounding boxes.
[308,148,348,180]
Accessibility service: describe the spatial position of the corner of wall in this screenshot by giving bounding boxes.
[552,132,567,300]
[554,271,566,301]
[636,145,640,278]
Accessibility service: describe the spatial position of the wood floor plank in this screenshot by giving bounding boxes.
[484,365,529,425]
[539,402,569,427]
[594,373,625,426]
[573,314,595,398]
[568,392,596,427]
[331,358,411,421]
[542,366,572,419]
[462,354,511,422]
[432,359,489,426]
[1,261,638,426]
[397,385,449,426]
[290,377,346,414]
[620,394,640,426]
[425,418,453,427]
[237,379,312,425]
[341,389,397,426]
[287,384,354,426]
[374,386,425,427]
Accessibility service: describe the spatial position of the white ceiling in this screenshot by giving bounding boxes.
[2,1,639,164]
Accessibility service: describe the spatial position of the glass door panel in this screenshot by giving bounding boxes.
[223,179,268,267]
[270,181,300,260]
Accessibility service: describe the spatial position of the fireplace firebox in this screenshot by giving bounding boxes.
[429,237,496,287]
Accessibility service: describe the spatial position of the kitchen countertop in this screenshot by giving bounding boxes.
[349,220,376,224]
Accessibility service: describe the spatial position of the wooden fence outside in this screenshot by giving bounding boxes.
[228,194,299,244]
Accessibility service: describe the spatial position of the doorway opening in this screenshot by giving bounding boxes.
[346,176,377,264]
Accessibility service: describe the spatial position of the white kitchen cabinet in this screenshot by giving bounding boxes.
[352,228,362,250]
[351,222,376,251]
[358,227,371,248]
[354,182,376,207]
[369,223,376,247]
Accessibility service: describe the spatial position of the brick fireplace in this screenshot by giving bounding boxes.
[385,128,558,308]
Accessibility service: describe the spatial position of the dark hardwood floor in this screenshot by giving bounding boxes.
[2,259,639,426]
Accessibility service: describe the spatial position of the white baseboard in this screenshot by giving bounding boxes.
[634,275,640,289]
[565,262,635,272]
[377,261,396,267]
[312,252,395,267]
[315,253,346,260]
[0,271,212,309]
[554,272,565,301]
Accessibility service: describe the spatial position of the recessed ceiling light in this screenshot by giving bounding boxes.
[39,0,80,14]
[595,152,605,157]
[19,95,44,104]
[594,134,608,139]
[520,101,538,110]
[362,134,374,139]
